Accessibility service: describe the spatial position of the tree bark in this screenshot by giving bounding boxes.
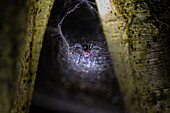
[12,0,54,113]
[96,0,170,113]
[0,0,54,113]
[0,1,30,113]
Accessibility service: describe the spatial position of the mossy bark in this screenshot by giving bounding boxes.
[12,0,54,113]
[0,1,30,113]
[96,0,170,113]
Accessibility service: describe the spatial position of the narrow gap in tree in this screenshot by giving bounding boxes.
[30,0,125,113]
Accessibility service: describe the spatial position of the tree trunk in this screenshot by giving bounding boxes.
[0,0,54,113]
[12,0,54,113]
[96,0,170,113]
[0,1,30,113]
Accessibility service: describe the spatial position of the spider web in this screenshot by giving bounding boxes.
[31,1,125,113]
[57,0,111,76]
[58,0,98,55]
[56,0,113,79]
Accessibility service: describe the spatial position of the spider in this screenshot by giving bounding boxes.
[69,43,105,64]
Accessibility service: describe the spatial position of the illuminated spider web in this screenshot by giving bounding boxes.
[55,0,114,83]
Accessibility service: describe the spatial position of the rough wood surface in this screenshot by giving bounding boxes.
[96,0,170,113]
[12,0,54,113]
[0,1,30,113]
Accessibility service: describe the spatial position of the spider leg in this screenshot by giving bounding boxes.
[78,50,83,64]
[90,45,104,60]
[90,43,93,50]
[70,43,82,49]
[69,43,82,55]
[91,46,102,50]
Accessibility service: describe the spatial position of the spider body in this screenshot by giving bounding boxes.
[70,43,104,64]
[82,44,90,56]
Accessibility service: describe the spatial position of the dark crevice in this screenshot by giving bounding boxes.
[30,0,125,113]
